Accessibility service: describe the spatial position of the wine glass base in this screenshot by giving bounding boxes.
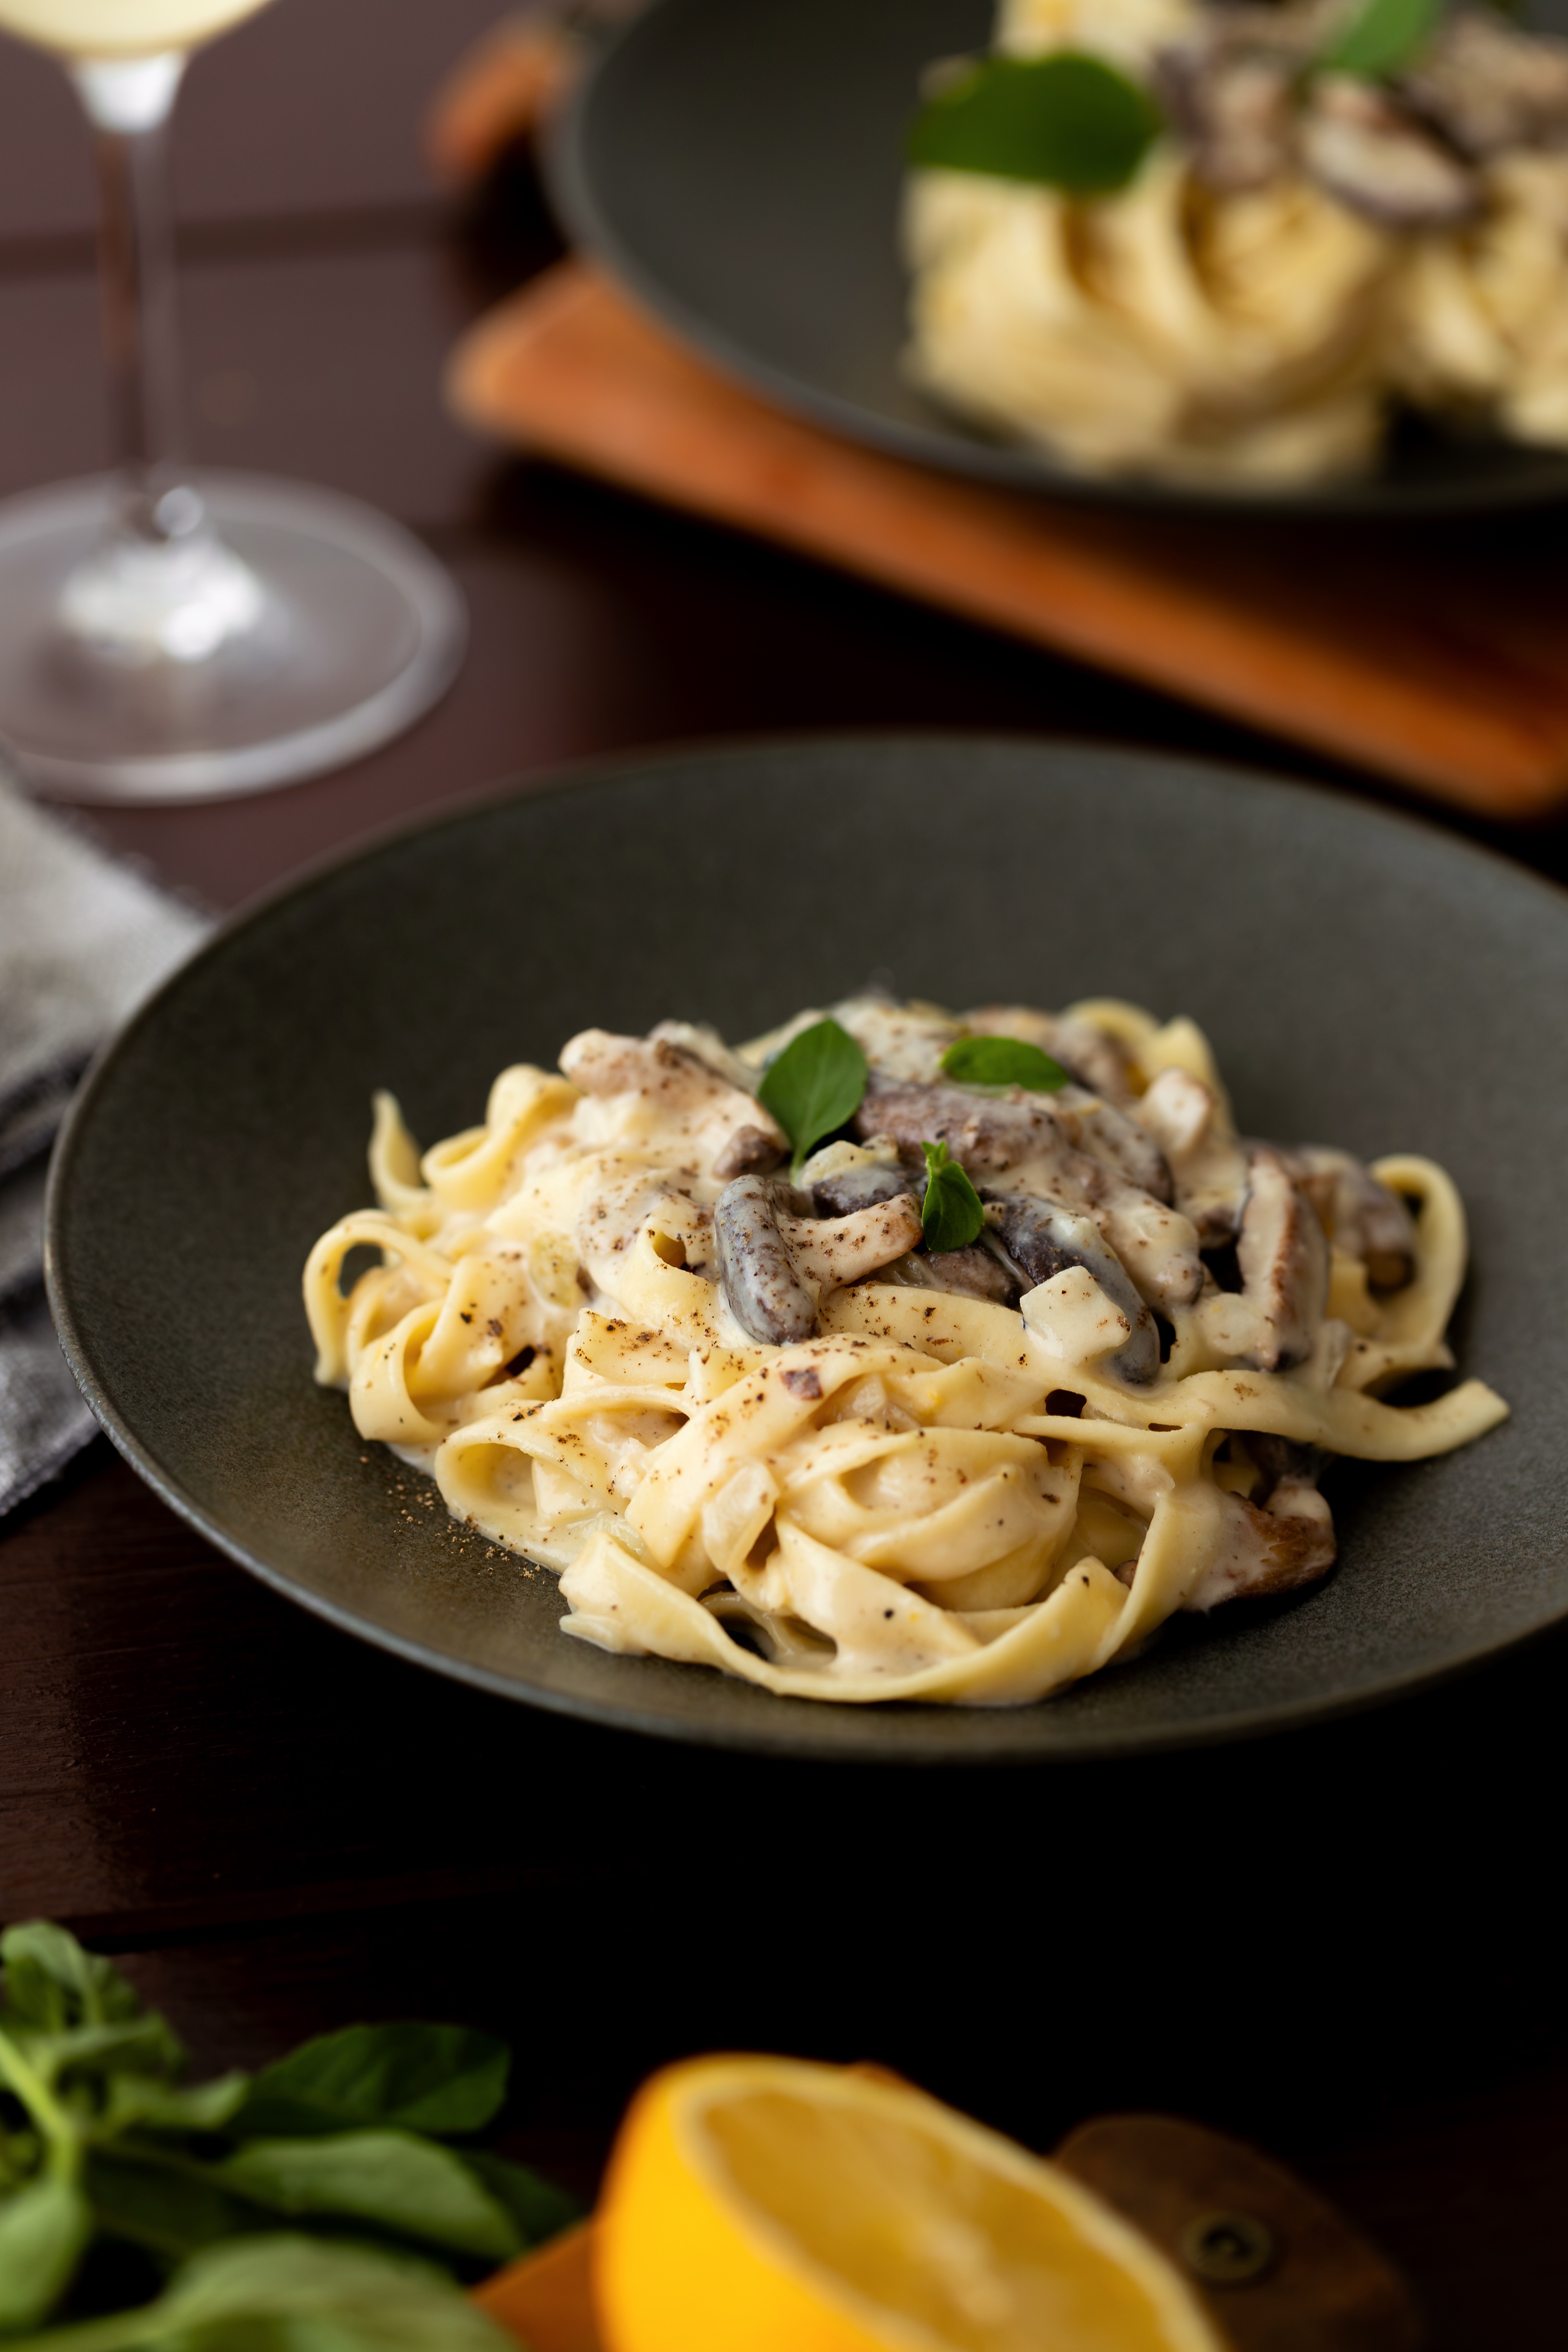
[0,472,466,804]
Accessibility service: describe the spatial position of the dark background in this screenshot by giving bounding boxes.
[4,4,1568,2343]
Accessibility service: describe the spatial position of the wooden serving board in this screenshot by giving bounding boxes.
[447,261,1568,820]
[473,2116,1423,2350]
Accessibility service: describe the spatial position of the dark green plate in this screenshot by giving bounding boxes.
[550,0,1568,514]
[45,740,1568,1759]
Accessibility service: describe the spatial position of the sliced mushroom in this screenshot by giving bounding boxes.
[810,1158,919,1219]
[1154,38,1297,191]
[712,1125,787,1182]
[1399,10,1568,161]
[828,993,960,1083]
[1235,1148,1329,1372]
[648,1018,758,1094]
[1136,1066,1250,1245]
[559,1029,786,1173]
[856,1078,1204,1312]
[895,1239,1023,1308]
[1058,1086,1174,1203]
[714,1176,818,1346]
[1299,76,1479,227]
[1185,1483,1337,1610]
[714,1176,924,1345]
[1270,1144,1417,1291]
[985,1193,1160,1385]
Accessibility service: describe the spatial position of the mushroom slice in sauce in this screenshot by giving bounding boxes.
[712,1125,787,1182]
[1399,10,1568,161]
[809,1157,919,1219]
[1246,1431,1324,1510]
[1236,1147,1330,1372]
[1184,1483,1337,1610]
[559,1029,786,1172]
[1278,1144,1416,1291]
[714,1176,819,1346]
[1153,38,1297,191]
[827,993,960,1083]
[1136,1066,1250,1245]
[648,1018,758,1095]
[1299,77,1479,227]
[895,1239,1023,1308]
[1057,1086,1174,1203]
[985,1191,1161,1385]
[856,1078,1204,1312]
[714,1176,924,1346]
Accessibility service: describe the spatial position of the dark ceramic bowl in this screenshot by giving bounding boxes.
[46,739,1568,1760]
[550,0,1568,516]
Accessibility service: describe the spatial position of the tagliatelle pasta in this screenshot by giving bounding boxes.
[904,0,1568,485]
[303,994,1507,1708]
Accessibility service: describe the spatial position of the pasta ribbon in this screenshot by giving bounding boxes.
[305,995,1506,1706]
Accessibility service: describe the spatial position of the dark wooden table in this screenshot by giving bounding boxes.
[5,6,1568,2341]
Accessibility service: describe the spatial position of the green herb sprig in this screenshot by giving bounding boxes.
[907,52,1164,196]
[756,1018,868,1176]
[0,1921,576,2348]
[939,1035,1068,1092]
[920,1141,986,1254]
[1321,0,1441,80]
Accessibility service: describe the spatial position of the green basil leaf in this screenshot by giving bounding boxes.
[0,1926,141,2034]
[40,2018,184,2087]
[940,1035,1069,1091]
[216,2133,518,2262]
[457,2151,581,2251]
[920,1141,986,1253]
[4,2235,514,2352]
[85,2144,264,2264]
[908,52,1163,195]
[233,2027,508,2140]
[756,1018,868,1175]
[0,2177,92,2332]
[103,2072,250,2136]
[1321,0,1441,78]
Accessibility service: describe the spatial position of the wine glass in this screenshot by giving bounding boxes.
[0,0,466,802]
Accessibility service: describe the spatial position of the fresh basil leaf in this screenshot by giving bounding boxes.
[920,1141,986,1253]
[0,1926,141,2034]
[457,2151,580,2251]
[756,1018,868,1175]
[233,2026,508,2141]
[103,2072,250,2136]
[40,2018,184,2087]
[1321,0,1440,77]
[85,2144,265,2264]
[216,2133,518,2262]
[908,52,1162,194]
[3,2235,514,2352]
[0,2177,92,2332]
[940,1035,1068,1091]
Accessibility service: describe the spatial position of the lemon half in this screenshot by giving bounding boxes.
[595,2056,1226,2352]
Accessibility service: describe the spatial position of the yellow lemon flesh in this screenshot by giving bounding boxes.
[595,2056,1226,2352]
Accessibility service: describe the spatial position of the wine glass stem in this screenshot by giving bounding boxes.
[72,54,193,547]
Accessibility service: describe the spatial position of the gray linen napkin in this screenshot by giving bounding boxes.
[0,762,209,1517]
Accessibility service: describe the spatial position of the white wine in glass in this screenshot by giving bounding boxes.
[0,0,466,802]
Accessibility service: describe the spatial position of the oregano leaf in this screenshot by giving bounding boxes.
[756,1018,868,1175]
[908,52,1163,196]
[940,1035,1068,1091]
[920,1141,986,1254]
[1321,0,1441,79]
